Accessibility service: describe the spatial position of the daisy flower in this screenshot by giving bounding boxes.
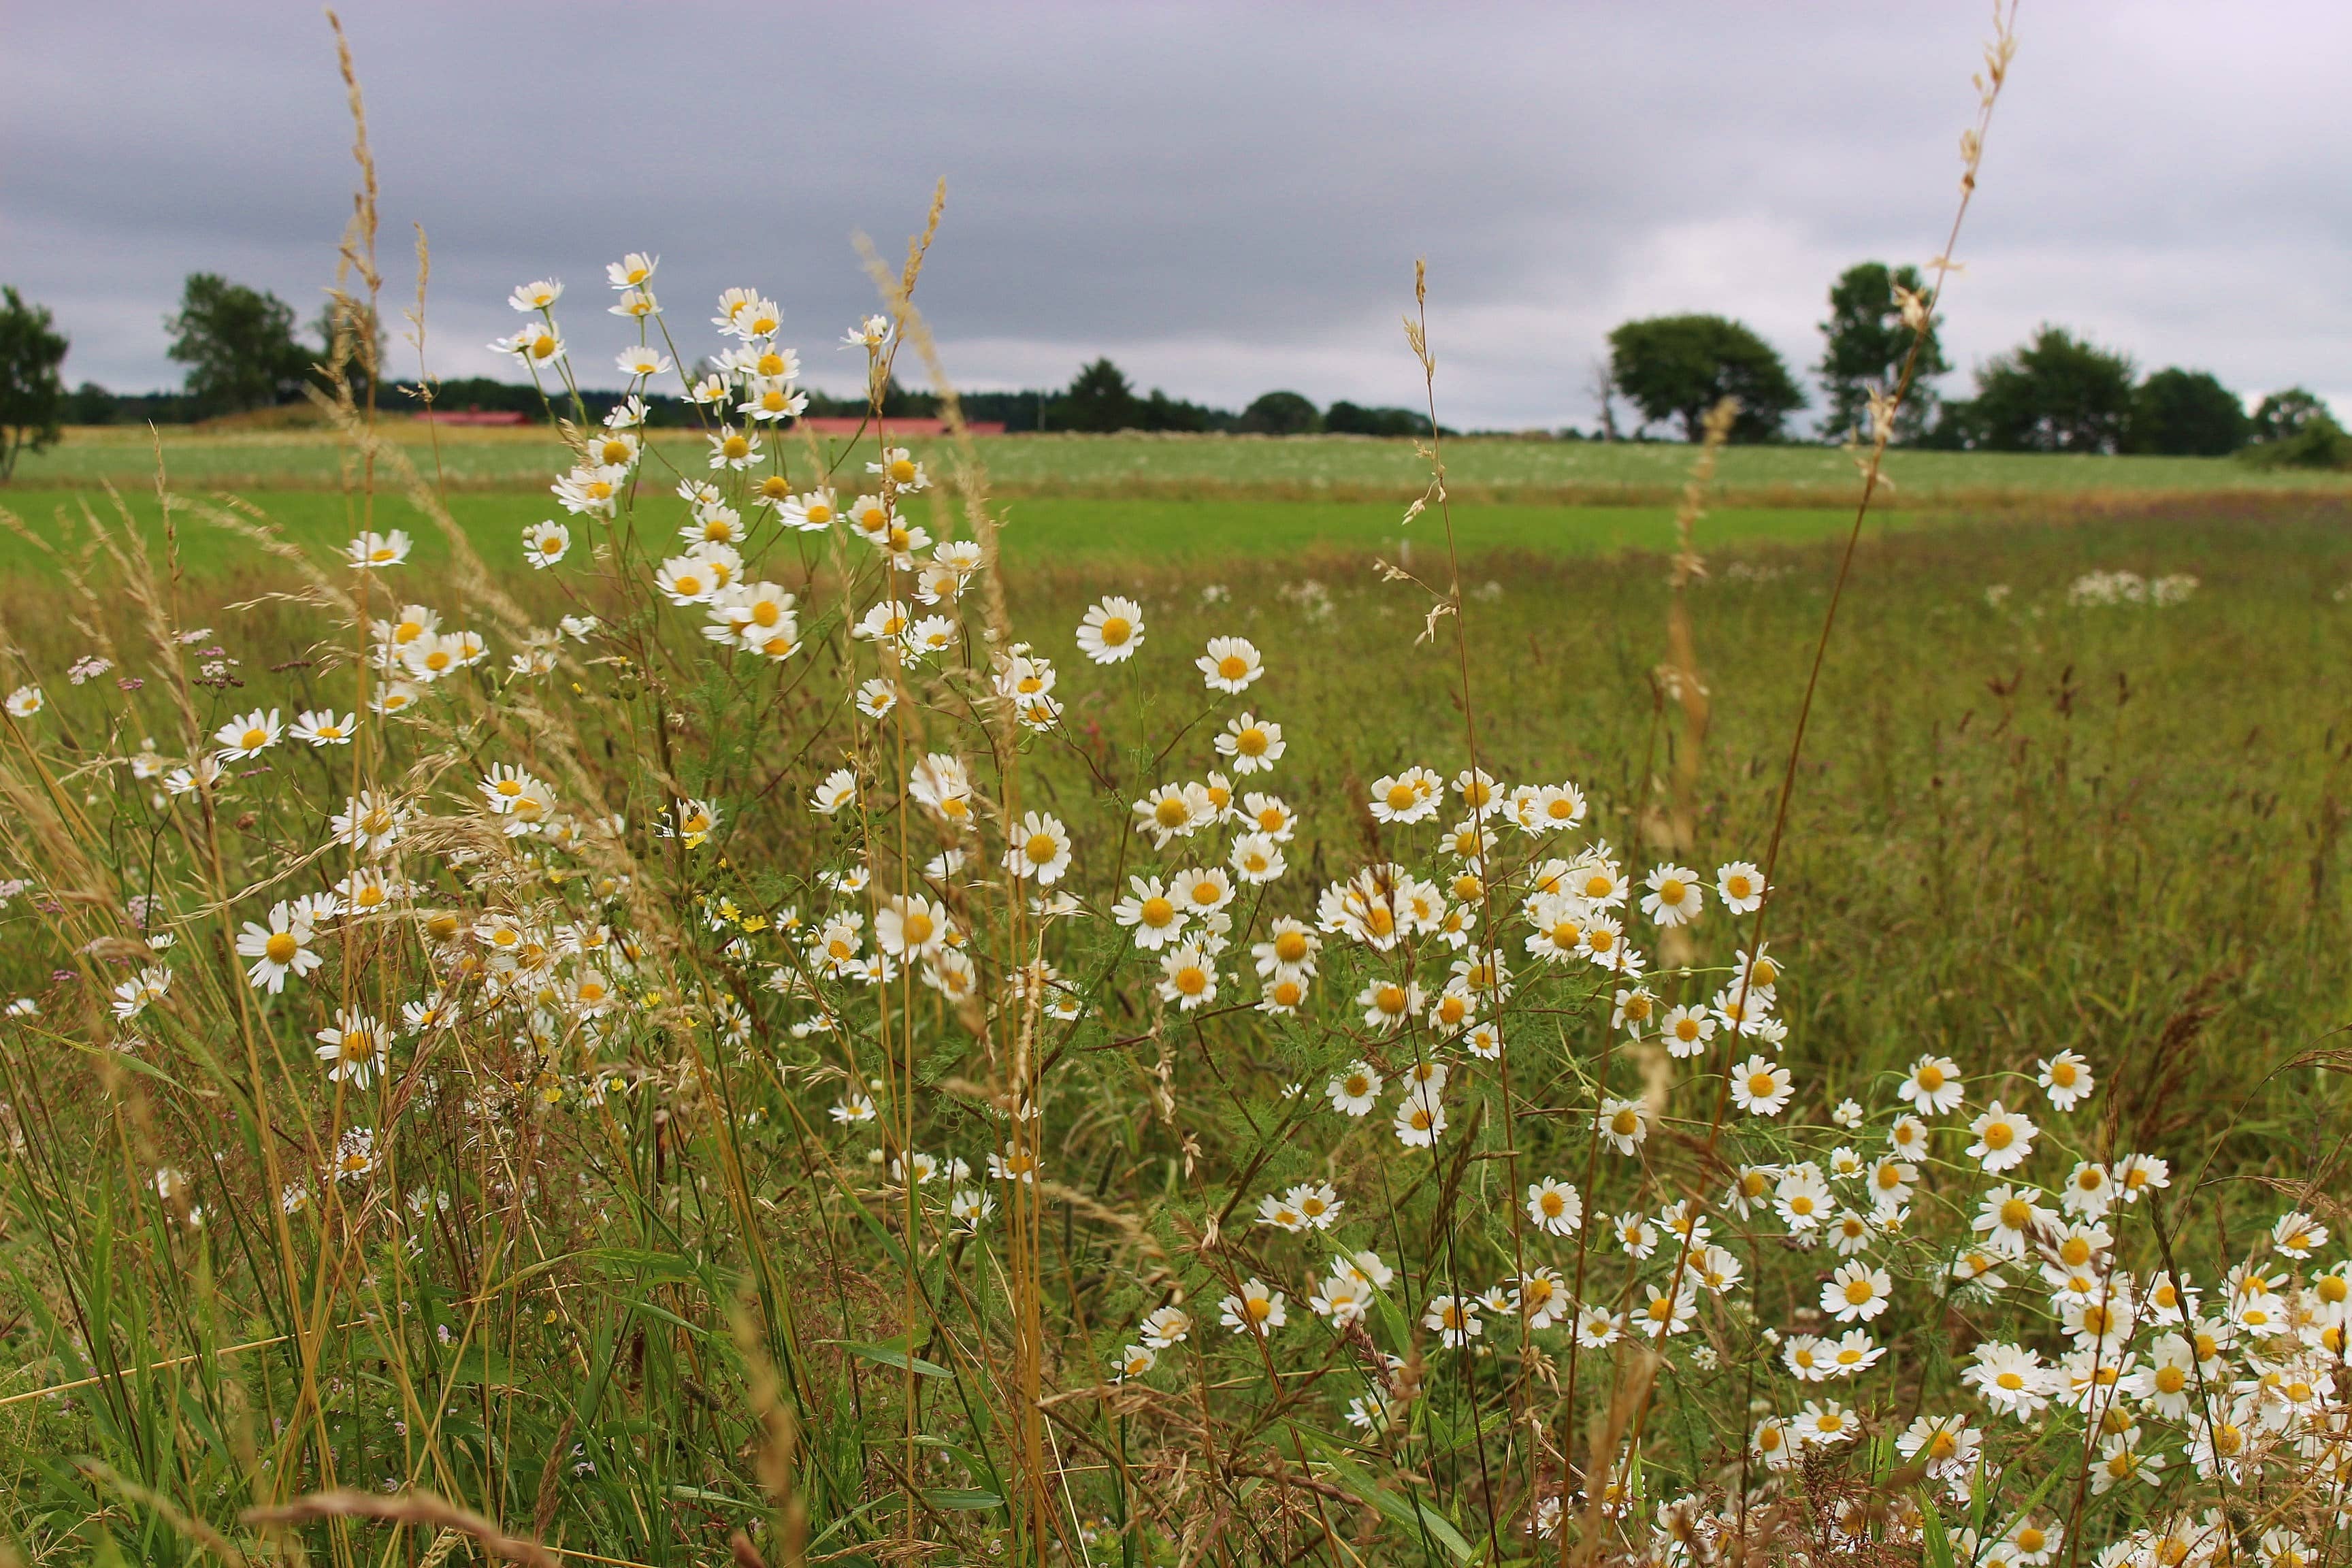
[1715,860,1766,913]
[2037,1050,2095,1111]
[4,685,44,718]
[1897,1054,1966,1116]
[1327,1062,1382,1116]
[1526,1178,1582,1236]
[1639,864,1703,926]
[1660,1004,1715,1058]
[314,1009,389,1089]
[1139,1307,1191,1348]
[1729,1054,1794,1117]
[615,345,672,379]
[1196,636,1263,693]
[331,791,408,854]
[1112,877,1186,950]
[1823,1261,1894,1322]
[1228,832,1285,885]
[1593,1096,1648,1156]
[1220,1279,1286,1336]
[509,278,561,310]
[523,520,572,568]
[1967,1101,2038,1173]
[1795,1399,1859,1447]
[1367,767,1442,826]
[213,708,282,760]
[346,529,412,568]
[1215,712,1284,773]
[1393,1085,1447,1147]
[289,709,355,746]
[1076,597,1144,664]
[1157,946,1215,1010]
[235,902,320,994]
[779,489,836,532]
[1001,811,1073,884]
[1422,1294,1482,1348]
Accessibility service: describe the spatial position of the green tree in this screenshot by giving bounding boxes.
[1049,358,1142,432]
[165,273,316,414]
[1967,326,2136,453]
[1816,261,1948,442]
[1606,314,1802,442]
[2241,388,2352,470]
[2125,368,2249,456]
[0,287,69,478]
[2250,387,2332,445]
[1324,400,1432,438]
[1237,391,1320,436]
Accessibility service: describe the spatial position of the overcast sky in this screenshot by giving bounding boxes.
[6,3,2348,429]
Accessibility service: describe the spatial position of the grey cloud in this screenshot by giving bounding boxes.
[6,1,2349,428]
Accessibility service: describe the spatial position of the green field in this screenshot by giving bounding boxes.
[8,421,2352,1563]
[11,423,2352,504]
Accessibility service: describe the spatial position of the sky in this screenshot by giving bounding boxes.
[5,2,2349,430]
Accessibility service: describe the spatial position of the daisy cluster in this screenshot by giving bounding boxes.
[1,256,2338,1568]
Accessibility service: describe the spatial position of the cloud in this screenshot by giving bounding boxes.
[6,1,2350,427]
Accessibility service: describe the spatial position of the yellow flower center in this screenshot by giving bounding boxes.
[241,728,267,749]
[1154,797,1188,829]
[1842,1278,1875,1306]
[1098,616,1131,647]
[1139,897,1175,928]
[1175,966,1207,996]
[1916,1064,1944,1091]
[1025,832,1058,863]
[1982,1122,2014,1149]
[1218,654,1249,680]
[265,932,298,964]
[1235,727,1267,755]
[902,912,934,946]
[1748,1072,1778,1098]
[1657,878,1684,903]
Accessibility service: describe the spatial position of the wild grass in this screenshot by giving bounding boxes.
[13,425,2352,506]
[9,10,2352,1567]
[0,487,1885,579]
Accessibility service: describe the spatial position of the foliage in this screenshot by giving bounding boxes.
[1237,389,1320,435]
[1954,325,2137,454]
[0,286,69,479]
[1606,314,1803,442]
[2124,368,2249,457]
[1815,261,1949,443]
[3,242,2349,1568]
[2251,386,2334,446]
[2238,387,2352,471]
[164,273,318,415]
[1322,400,1433,438]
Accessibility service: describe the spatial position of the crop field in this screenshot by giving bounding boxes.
[5,395,2352,1565]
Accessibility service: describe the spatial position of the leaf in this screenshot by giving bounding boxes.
[922,1488,1003,1511]
[835,1339,952,1379]
[1292,1425,1477,1565]
[1918,1489,1957,1568]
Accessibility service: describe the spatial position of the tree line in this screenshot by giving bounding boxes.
[1599,261,2345,463]
[0,267,2344,476]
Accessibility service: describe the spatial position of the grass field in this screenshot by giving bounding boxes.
[12,422,2352,505]
[7,417,2352,1563]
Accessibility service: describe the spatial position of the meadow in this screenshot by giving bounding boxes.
[5,380,2351,1566]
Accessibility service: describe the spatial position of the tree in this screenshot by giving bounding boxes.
[1816,261,1948,442]
[1605,315,1802,442]
[1967,326,2136,453]
[2242,388,2352,470]
[1049,358,1142,432]
[0,287,68,478]
[1237,391,1320,436]
[1324,400,1432,438]
[2250,387,2332,445]
[2125,368,2249,456]
[165,273,316,414]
